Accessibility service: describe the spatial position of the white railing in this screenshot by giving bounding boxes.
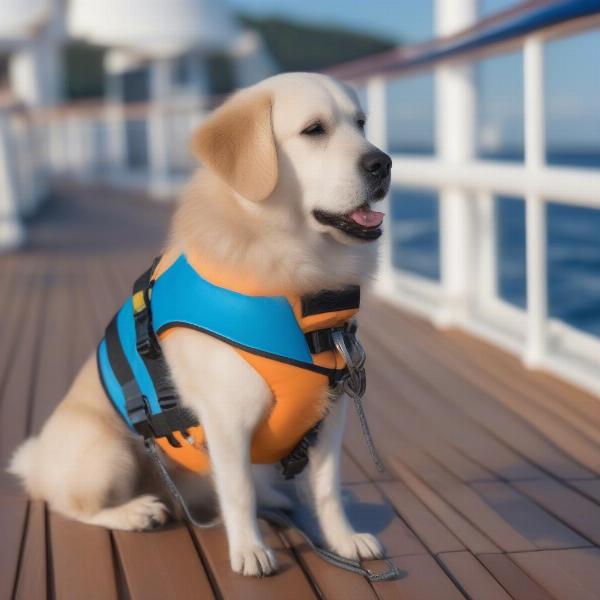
[347,0,600,397]
[0,105,49,250]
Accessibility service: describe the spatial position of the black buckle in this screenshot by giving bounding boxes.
[281,454,309,480]
[306,328,335,354]
[135,308,160,358]
[126,393,155,438]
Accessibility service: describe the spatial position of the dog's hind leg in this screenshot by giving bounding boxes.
[41,423,170,531]
[11,356,169,531]
[75,495,169,530]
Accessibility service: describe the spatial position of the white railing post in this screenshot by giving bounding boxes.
[0,110,25,251]
[105,73,127,179]
[434,0,478,327]
[148,58,173,199]
[523,35,548,366]
[475,191,498,304]
[367,76,393,294]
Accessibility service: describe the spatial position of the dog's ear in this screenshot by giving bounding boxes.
[191,89,277,202]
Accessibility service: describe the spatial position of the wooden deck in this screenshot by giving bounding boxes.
[3,186,600,599]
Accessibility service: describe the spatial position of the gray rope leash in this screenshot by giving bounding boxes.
[144,439,400,581]
[332,329,385,473]
[144,438,221,529]
[259,508,402,582]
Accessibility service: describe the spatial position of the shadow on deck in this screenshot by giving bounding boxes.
[2,186,600,599]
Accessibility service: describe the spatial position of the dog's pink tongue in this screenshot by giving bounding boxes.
[348,207,385,228]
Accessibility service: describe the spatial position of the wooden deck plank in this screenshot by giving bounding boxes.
[192,522,318,600]
[511,548,600,600]
[361,307,595,481]
[478,553,554,600]
[0,261,47,497]
[0,260,27,401]
[447,329,600,447]
[340,450,371,484]
[377,480,465,555]
[346,386,537,553]
[361,327,546,482]
[513,479,600,546]
[397,313,600,476]
[386,456,501,555]
[471,481,590,550]
[364,352,499,483]
[571,479,600,504]
[388,455,537,552]
[438,551,512,600]
[449,327,600,432]
[29,267,77,433]
[13,501,48,600]
[49,513,119,600]
[0,498,28,600]
[113,525,215,599]
[370,554,465,600]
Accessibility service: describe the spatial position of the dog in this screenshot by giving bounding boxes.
[9,72,392,577]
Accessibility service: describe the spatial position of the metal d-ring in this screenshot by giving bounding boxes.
[332,328,384,473]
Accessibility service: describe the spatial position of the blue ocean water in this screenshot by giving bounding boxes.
[391,151,600,337]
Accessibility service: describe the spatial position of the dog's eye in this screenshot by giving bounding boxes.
[301,122,326,136]
[357,118,366,131]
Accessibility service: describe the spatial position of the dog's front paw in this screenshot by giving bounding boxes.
[330,532,383,561]
[230,543,278,576]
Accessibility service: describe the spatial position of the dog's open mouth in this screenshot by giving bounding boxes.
[313,204,385,240]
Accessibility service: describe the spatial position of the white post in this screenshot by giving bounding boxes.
[0,110,25,251]
[434,0,477,327]
[367,76,393,294]
[8,33,63,108]
[523,35,548,367]
[148,59,173,199]
[105,73,127,180]
[475,191,498,304]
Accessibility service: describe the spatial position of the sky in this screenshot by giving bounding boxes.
[228,0,599,153]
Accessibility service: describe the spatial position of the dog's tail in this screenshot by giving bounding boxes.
[8,437,40,497]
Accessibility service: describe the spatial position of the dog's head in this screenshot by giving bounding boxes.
[191,73,391,245]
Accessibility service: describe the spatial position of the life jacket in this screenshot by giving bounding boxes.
[97,252,361,476]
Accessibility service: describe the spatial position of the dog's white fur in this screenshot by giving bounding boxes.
[9,73,389,576]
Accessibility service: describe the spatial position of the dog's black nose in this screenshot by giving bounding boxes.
[361,151,392,179]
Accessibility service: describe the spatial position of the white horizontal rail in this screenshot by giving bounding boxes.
[389,158,600,208]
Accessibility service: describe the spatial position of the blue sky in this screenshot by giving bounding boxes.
[229,0,599,153]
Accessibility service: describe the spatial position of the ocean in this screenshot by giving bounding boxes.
[390,150,600,337]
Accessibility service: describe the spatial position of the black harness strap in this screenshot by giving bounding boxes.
[280,420,323,480]
[105,315,155,439]
[131,258,198,448]
[301,285,360,317]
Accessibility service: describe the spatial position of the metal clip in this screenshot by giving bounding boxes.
[332,326,385,473]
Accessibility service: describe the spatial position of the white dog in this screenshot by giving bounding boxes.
[9,72,392,577]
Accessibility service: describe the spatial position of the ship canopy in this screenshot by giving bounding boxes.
[68,0,238,57]
[0,0,53,41]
